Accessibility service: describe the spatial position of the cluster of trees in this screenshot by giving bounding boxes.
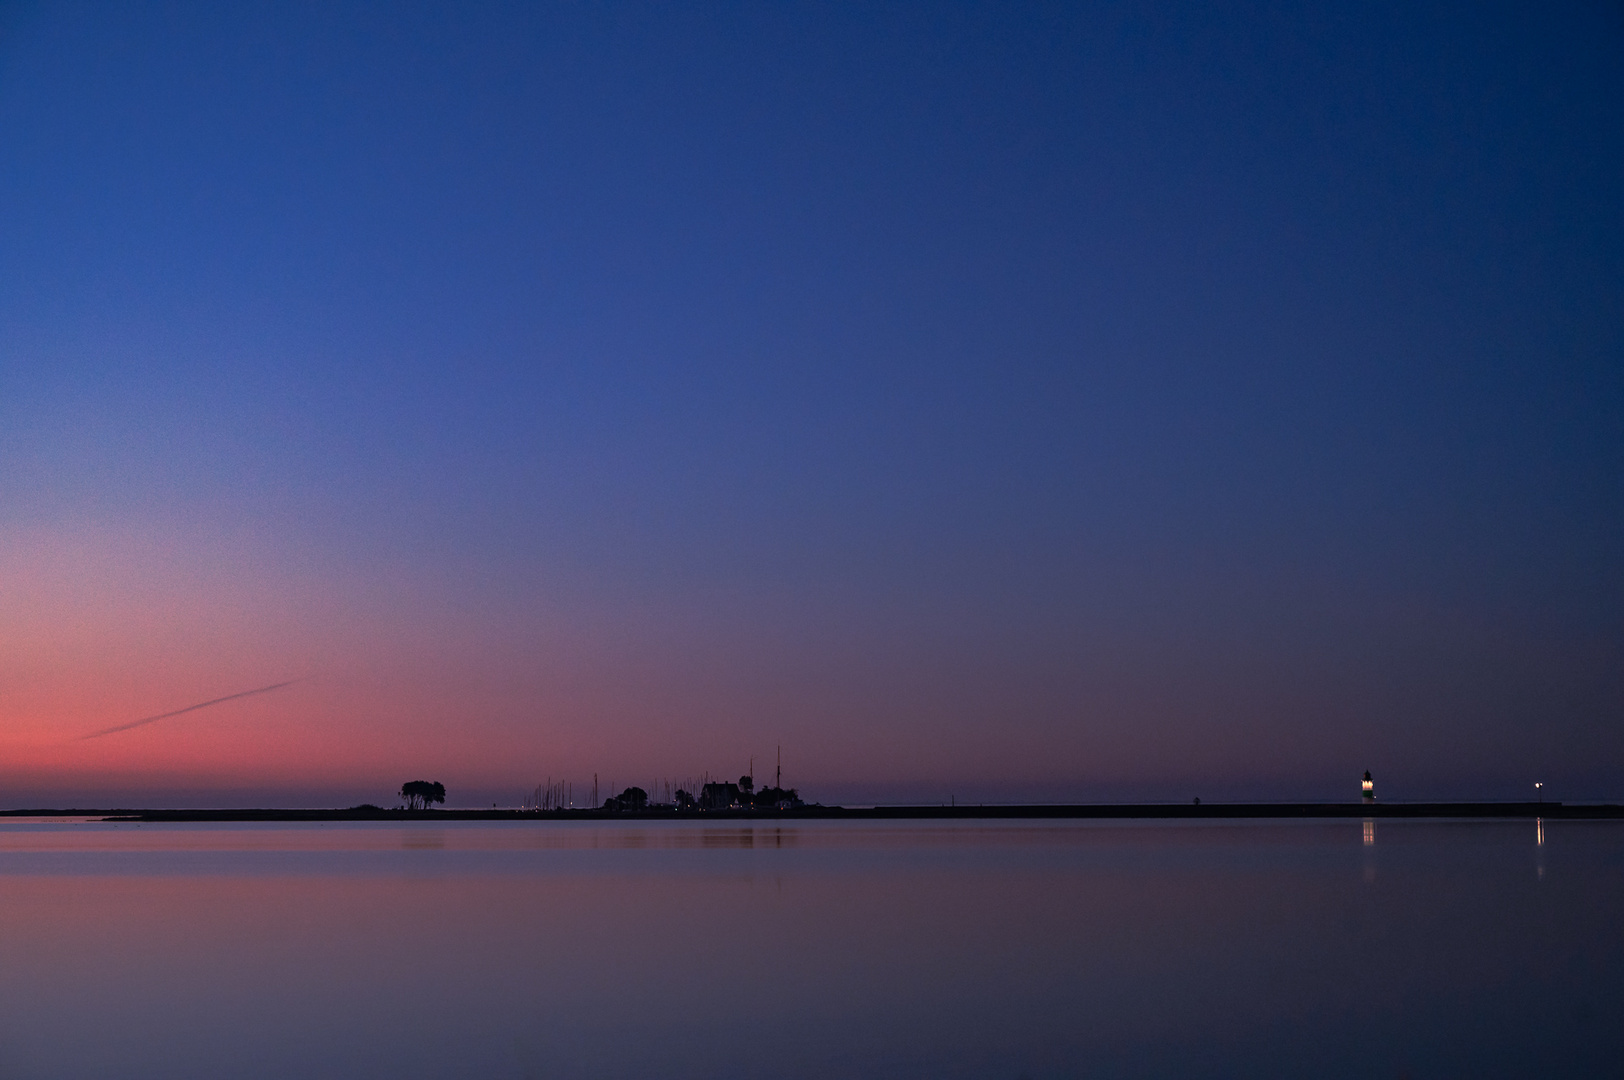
[399,780,446,810]
[727,783,801,809]
[389,777,803,814]
[601,775,801,811]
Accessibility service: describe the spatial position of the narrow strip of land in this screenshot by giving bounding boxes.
[1,802,1617,822]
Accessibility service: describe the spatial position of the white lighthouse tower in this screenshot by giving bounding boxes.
[1361,770,1375,802]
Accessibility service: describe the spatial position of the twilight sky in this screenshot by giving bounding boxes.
[2,1,1621,807]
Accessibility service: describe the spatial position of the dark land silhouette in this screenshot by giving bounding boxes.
[2,800,1620,823]
[6,769,1615,822]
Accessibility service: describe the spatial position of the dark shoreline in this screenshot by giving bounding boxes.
[1,801,1618,822]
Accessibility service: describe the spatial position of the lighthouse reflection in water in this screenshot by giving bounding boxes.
[0,817,1619,1080]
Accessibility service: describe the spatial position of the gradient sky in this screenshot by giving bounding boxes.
[2,1,1621,807]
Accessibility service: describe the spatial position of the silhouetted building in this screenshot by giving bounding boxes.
[700,782,742,809]
[1362,771,1375,802]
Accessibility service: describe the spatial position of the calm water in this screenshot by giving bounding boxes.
[0,817,1618,1079]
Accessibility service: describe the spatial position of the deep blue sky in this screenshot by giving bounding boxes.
[2,2,1621,805]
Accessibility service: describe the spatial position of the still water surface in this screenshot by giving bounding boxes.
[0,817,1618,1078]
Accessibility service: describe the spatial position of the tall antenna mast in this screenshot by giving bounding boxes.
[776,745,781,789]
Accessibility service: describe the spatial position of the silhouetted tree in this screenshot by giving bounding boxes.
[604,786,647,811]
[752,785,801,809]
[400,780,446,810]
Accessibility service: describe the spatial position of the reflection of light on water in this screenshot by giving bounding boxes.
[1536,818,1544,846]
[1362,820,1375,846]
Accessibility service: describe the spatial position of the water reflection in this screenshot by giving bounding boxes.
[1360,819,1378,882]
[0,819,1618,1079]
[698,827,794,849]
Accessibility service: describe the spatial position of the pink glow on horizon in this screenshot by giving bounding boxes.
[2,519,1542,807]
[2,521,1133,802]
[1,522,1075,801]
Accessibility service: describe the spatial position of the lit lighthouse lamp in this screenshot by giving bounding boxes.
[1362,771,1376,802]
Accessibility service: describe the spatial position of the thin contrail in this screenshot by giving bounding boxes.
[83,680,298,739]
